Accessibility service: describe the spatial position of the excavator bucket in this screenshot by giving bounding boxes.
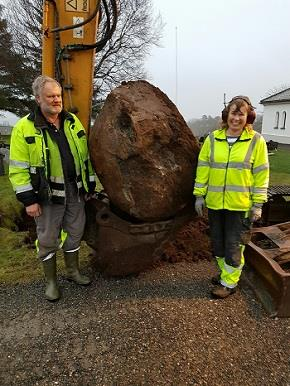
[244,222,290,317]
[83,197,192,276]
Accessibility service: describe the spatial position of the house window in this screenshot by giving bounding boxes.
[274,111,279,129]
[281,111,286,130]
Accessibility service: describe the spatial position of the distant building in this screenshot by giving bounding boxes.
[0,125,12,135]
[0,124,12,164]
[0,110,19,127]
[260,89,290,144]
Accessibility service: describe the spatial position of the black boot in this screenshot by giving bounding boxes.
[211,284,236,299]
[42,255,61,301]
[64,251,91,285]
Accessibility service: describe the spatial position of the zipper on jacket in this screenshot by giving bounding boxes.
[223,137,242,208]
[69,122,87,198]
[67,121,84,202]
[40,129,52,202]
[223,142,232,208]
[42,129,54,202]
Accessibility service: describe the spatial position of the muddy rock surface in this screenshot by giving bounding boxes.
[1,259,290,386]
[89,80,199,221]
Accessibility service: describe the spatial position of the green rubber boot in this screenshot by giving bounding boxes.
[64,251,91,285]
[42,255,60,301]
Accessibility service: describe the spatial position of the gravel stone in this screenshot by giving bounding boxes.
[1,260,290,386]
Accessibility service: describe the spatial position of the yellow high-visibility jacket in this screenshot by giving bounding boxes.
[9,110,96,207]
[193,127,269,211]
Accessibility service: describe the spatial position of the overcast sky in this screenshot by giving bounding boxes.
[1,0,290,124]
[146,0,290,120]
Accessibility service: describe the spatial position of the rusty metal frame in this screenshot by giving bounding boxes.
[83,198,192,276]
[245,222,290,317]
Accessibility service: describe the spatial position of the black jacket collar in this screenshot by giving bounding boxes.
[27,107,74,130]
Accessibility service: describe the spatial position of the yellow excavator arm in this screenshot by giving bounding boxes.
[42,0,101,130]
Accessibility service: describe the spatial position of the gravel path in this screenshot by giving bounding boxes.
[1,260,290,386]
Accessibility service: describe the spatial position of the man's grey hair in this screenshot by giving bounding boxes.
[32,75,61,97]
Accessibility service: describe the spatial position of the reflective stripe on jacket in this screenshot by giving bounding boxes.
[9,111,96,205]
[193,127,269,211]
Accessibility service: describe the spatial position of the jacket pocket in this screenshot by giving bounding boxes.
[24,135,42,165]
[25,136,36,144]
[30,167,51,203]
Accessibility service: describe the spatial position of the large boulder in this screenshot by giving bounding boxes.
[89,80,200,222]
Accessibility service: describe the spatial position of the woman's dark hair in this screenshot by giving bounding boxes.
[221,96,256,128]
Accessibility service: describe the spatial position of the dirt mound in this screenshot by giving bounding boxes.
[162,217,212,263]
[89,80,200,221]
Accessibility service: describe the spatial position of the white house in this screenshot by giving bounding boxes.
[0,110,19,127]
[260,89,290,144]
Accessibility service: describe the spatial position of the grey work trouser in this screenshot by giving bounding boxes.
[208,209,251,268]
[35,182,85,261]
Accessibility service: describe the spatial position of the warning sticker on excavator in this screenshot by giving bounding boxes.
[73,17,84,38]
[65,0,90,13]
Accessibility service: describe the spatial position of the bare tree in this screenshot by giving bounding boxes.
[93,0,163,109]
[187,115,220,138]
[0,0,163,115]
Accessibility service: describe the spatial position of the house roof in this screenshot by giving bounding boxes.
[260,88,290,104]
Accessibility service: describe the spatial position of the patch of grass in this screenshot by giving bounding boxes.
[0,227,42,284]
[0,226,92,284]
[269,149,290,185]
[0,175,23,230]
[269,172,290,185]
